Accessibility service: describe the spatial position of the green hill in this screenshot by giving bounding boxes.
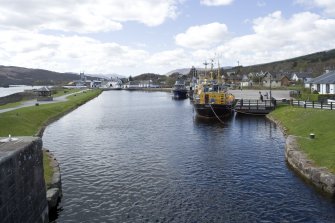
[0,66,81,87]
[238,49,335,76]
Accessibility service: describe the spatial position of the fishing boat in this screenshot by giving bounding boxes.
[193,80,235,118]
[193,60,235,118]
[172,80,188,99]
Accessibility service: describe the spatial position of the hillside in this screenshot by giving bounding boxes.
[1,49,334,87]
[238,49,335,76]
[0,66,81,87]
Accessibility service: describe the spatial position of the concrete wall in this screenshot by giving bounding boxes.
[0,137,48,223]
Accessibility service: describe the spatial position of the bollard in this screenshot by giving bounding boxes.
[309,133,315,139]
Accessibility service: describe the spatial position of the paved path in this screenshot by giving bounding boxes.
[0,90,87,114]
[230,89,291,100]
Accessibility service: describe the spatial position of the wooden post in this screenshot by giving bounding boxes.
[321,101,323,109]
[331,102,333,110]
[298,100,300,106]
[312,101,314,108]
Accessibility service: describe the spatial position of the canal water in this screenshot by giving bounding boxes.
[43,91,335,222]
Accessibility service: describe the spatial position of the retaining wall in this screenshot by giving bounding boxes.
[0,137,48,223]
[0,91,36,106]
[286,135,335,195]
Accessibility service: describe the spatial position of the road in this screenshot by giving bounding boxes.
[230,89,290,100]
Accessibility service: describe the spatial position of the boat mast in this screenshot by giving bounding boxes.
[203,61,209,80]
[210,59,214,80]
[217,58,221,84]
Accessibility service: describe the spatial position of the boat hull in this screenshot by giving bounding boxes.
[193,103,234,118]
[172,90,188,99]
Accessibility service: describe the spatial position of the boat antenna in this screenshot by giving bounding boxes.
[217,58,221,83]
[210,58,214,80]
[203,60,209,78]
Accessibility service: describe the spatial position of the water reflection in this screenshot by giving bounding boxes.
[43,90,335,223]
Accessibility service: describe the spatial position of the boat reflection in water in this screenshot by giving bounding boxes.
[43,91,335,222]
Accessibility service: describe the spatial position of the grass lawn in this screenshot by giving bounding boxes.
[0,89,102,188]
[0,101,22,110]
[269,105,335,173]
[43,150,53,189]
[51,88,81,97]
[0,89,101,136]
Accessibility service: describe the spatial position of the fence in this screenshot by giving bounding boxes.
[291,100,334,110]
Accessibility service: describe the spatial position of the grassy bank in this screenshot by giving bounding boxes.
[43,150,53,189]
[0,89,101,136]
[0,89,102,187]
[0,101,22,109]
[269,106,335,173]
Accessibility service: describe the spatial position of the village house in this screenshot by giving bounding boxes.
[139,80,160,88]
[306,70,335,94]
[123,80,141,89]
[291,72,313,83]
[240,74,252,87]
[262,72,290,87]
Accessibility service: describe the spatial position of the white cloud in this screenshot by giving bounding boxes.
[145,49,190,67]
[200,0,234,6]
[0,29,149,74]
[215,11,335,66]
[0,0,179,33]
[295,0,335,15]
[257,0,266,7]
[175,22,229,49]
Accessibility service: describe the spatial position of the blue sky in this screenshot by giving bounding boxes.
[0,0,334,76]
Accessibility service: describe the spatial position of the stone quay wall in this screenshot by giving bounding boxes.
[0,137,48,223]
[44,149,62,213]
[268,115,335,196]
[286,135,335,195]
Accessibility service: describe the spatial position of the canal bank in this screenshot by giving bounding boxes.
[268,107,335,196]
[0,89,103,221]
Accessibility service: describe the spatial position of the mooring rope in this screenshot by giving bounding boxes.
[209,104,225,125]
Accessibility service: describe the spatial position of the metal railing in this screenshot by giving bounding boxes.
[236,99,276,110]
[291,100,334,110]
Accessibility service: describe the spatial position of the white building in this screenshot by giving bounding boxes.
[291,73,313,83]
[240,75,251,87]
[306,70,335,94]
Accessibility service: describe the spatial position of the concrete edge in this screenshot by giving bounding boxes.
[44,149,63,212]
[267,115,335,196]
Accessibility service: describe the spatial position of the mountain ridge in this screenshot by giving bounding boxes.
[1,48,335,86]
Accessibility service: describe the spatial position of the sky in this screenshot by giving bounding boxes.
[0,0,335,76]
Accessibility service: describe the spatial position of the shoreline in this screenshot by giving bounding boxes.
[36,90,103,216]
[267,114,335,196]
